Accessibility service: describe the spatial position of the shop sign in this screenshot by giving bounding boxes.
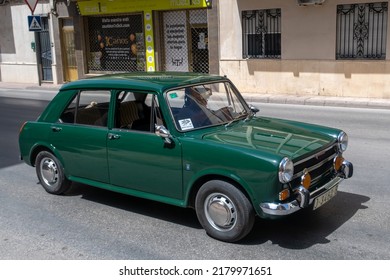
[77,0,208,16]
[87,15,145,71]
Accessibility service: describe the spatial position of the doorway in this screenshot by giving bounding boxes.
[161,9,209,73]
[190,26,209,73]
[36,17,53,82]
[61,19,77,82]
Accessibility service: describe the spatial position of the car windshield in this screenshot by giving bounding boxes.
[166,81,249,131]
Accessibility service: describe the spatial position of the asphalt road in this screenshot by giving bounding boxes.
[0,93,389,259]
[0,97,48,168]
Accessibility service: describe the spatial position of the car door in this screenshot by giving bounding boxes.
[107,91,183,200]
[50,90,111,183]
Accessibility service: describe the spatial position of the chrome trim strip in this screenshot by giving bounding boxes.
[310,169,332,185]
[293,144,337,166]
[260,200,301,216]
[308,176,343,200]
[292,153,336,180]
[291,139,322,159]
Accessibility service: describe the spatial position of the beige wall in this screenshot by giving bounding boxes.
[219,0,390,98]
[0,2,58,84]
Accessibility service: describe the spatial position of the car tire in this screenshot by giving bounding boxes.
[195,180,255,242]
[35,151,71,195]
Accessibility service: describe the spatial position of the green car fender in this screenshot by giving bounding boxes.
[182,161,280,216]
[182,166,252,201]
[28,142,66,170]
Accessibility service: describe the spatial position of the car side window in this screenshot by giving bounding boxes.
[60,90,111,127]
[114,91,164,133]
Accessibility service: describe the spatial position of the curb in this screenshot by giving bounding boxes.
[1,82,390,110]
[243,93,390,110]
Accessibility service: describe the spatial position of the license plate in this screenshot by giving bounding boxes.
[313,185,338,210]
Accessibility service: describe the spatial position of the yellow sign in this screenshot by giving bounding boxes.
[77,0,208,16]
[143,11,155,72]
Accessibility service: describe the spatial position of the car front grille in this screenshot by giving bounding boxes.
[291,144,338,191]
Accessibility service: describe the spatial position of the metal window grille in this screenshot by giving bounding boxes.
[242,9,281,59]
[336,2,388,59]
[86,14,146,73]
[161,9,209,73]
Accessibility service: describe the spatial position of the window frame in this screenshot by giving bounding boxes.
[59,90,112,127]
[242,8,282,59]
[336,2,388,60]
[112,90,162,133]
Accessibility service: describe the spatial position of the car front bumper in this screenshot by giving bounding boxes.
[259,160,353,217]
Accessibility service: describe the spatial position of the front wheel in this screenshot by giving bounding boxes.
[35,151,71,195]
[195,180,255,242]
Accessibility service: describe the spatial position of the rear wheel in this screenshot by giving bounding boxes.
[195,180,255,242]
[35,151,71,195]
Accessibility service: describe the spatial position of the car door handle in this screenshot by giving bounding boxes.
[51,126,62,132]
[108,133,121,140]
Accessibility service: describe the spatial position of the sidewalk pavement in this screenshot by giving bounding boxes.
[1,81,390,110]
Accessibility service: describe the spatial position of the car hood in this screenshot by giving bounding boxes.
[202,117,336,160]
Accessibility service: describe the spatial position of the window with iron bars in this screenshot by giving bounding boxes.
[336,2,388,60]
[242,9,281,59]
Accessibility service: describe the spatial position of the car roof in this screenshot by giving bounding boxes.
[59,72,228,93]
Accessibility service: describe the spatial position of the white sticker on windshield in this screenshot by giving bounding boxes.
[178,118,194,130]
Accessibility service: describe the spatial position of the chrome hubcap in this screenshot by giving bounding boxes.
[40,157,59,187]
[204,193,237,232]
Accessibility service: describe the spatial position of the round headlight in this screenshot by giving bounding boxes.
[337,131,348,152]
[279,157,294,183]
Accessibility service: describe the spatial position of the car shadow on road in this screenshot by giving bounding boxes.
[66,184,369,247]
[66,182,203,229]
[244,191,370,248]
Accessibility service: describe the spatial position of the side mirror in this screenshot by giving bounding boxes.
[155,125,172,145]
[250,105,259,114]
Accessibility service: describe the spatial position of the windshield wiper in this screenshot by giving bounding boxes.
[225,120,235,128]
[225,114,248,128]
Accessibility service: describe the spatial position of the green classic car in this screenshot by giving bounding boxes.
[19,72,353,242]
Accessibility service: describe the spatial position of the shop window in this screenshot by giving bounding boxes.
[161,9,209,73]
[242,9,281,59]
[86,14,145,72]
[336,2,388,59]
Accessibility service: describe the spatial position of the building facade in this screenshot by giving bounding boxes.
[1,0,389,99]
[71,0,214,80]
[220,0,390,98]
[0,0,216,84]
[0,0,55,84]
